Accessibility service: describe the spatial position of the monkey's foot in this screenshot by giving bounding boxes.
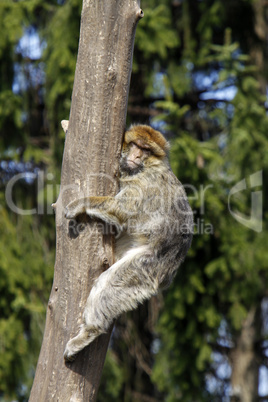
[64,341,79,362]
[64,349,77,362]
[64,327,101,362]
[61,120,69,134]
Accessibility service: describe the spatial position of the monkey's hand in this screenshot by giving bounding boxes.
[65,196,125,230]
[65,196,114,219]
[65,198,87,219]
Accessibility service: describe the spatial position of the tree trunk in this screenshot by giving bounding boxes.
[230,306,262,402]
[29,1,143,400]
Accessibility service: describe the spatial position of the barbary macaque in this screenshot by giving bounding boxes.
[63,124,193,361]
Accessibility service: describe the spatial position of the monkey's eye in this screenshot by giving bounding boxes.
[129,141,152,156]
[142,148,151,156]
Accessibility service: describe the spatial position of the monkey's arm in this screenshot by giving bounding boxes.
[65,196,129,227]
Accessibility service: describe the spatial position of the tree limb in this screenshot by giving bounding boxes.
[29,1,143,400]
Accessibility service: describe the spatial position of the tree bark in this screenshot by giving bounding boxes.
[29,1,143,400]
[230,306,262,402]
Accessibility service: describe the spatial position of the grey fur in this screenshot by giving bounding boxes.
[64,126,193,361]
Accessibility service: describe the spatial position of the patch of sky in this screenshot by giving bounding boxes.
[193,70,237,101]
[151,64,238,105]
[218,319,234,348]
[16,27,45,59]
[262,298,268,333]
[218,133,227,151]
[260,298,268,396]
[259,366,268,397]
[0,159,39,185]
[185,61,194,71]
[151,338,161,354]
[13,62,45,94]
[13,27,46,94]
[151,72,166,99]
[193,70,219,91]
[265,87,268,110]
[205,351,231,401]
[215,315,268,399]
[200,86,237,101]
[204,320,233,398]
[150,116,168,133]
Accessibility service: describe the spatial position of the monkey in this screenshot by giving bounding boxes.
[63,124,193,361]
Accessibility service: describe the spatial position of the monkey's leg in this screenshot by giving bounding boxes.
[64,245,158,361]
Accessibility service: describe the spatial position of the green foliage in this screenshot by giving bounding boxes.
[152,30,268,401]
[0,2,24,55]
[0,3,57,397]
[0,203,54,399]
[42,0,81,160]
[44,0,80,110]
[135,5,179,60]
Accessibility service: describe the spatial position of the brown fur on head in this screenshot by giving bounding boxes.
[124,125,170,157]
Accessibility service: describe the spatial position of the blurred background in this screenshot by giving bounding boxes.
[0,0,268,401]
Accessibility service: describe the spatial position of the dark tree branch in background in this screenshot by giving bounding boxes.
[127,105,160,117]
[29,1,143,400]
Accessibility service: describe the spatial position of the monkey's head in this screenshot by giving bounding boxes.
[120,125,170,176]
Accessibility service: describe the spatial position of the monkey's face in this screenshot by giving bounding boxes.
[120,141,151,176]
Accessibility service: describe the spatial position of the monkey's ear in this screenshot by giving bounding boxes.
[61,120,69,134]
